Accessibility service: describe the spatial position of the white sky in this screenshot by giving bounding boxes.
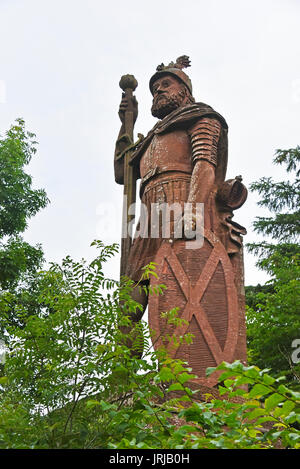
[0,0,299,286]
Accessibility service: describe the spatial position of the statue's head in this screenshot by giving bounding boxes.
[150,55,195,119]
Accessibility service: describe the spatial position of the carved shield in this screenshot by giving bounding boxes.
[148,229,239,387]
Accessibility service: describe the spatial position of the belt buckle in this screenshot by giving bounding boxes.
[143,167,159,184]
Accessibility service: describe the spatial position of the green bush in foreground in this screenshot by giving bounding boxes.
[0,242,299,449]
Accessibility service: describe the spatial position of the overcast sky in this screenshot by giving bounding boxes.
[0,0,299,285]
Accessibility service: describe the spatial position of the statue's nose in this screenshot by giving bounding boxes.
[156,86,165,95]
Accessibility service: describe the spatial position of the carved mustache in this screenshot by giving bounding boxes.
[153,94,170,104]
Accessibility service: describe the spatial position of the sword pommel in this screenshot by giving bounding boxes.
[119,74,138,93]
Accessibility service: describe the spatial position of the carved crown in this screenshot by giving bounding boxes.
[156,55,191,72]
[149,55,193,95]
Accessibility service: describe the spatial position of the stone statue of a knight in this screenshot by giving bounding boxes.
[114,56,248,387]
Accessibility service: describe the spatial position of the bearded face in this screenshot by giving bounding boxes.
[151,75,190,119]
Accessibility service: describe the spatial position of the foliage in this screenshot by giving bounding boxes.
[0,118,48,237]
[246,147,300,384]
[249,146,299,245]
[0,242,299,449]
[0,119,49,357]
[172,361,300,450]
[0,119,48,291]
[0,236,44,291]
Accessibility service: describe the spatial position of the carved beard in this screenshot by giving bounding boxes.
[151,89,186,119]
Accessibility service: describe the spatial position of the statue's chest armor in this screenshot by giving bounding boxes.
[140,130,192,179]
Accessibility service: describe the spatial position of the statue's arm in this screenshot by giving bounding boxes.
[187,159,215,205]
[114,93,138,185]
[114,125,127,185]
[187,117,222,205]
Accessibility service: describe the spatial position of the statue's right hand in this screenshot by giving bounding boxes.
[118,93,138,124]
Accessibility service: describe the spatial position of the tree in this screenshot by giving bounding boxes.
[246,146,300,385]
[0,118,48,289]
[0,119,49,341]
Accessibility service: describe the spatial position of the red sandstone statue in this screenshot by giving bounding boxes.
[114,56,248,386]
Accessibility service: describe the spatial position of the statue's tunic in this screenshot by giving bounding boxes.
[124,103,236,282]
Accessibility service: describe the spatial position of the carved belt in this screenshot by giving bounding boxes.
[140,171,191,198]
[140,167,160,196]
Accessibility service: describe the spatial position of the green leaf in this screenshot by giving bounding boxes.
[248,428,263,438]
[0,376,8,385]
[224,379,234,388]
[278,384,291,396]
[246,407,266,421]
[265,393,284,411]
[167,382,184,392]
[86,399,100,409]
[262,374,276,386]
[205,366,217,377]
[287,390,300,400]
[279,400,296,417]
[244,366,260,379]
[249,383,271,398]
[178,372,195,384]
[158,367,175,382]
[218,385,228,396]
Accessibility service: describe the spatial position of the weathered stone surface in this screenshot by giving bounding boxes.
[149,231,247,387]
[114,56,248,388]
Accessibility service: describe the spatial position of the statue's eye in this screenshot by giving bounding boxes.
[162,80,170,88]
